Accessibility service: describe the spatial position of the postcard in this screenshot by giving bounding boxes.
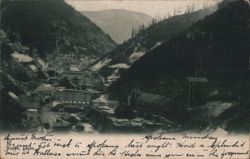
[0,0,249,158]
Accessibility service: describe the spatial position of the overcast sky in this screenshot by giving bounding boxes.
[66,0,221,18]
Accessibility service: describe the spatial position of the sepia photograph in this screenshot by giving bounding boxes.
[0,0,249,158]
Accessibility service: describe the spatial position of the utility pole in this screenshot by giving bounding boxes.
[188,81,191,109]
[50,90,54,109]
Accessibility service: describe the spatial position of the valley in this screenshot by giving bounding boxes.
[0,0,249,134]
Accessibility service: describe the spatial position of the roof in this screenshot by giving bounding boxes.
[61,72,85,80]
[62,71,85,74]
[186,77,208,83]
[47,66,57,71]
[54,119,71,127]
[85,89,100,94]
[56,89,91,94]
[137,93,166,105]
[8,91,18,99]
[22,110,38,114]
[54,89,93,101]
[35,84,55,92]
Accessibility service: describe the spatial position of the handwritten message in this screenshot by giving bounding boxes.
[1,133,249,159]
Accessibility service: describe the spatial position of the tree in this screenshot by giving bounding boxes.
[0,88,25,130]
[131,27,136,38]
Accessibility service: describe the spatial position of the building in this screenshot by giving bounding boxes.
[19,94,41,109]
[60,71,104,90]
[129,89,172,115]
[61,71,85,81]
[53,119,71,131]
[53,89,93,105]
[47,66,62,84]
[22,109,40,121]
[35,83,55,95]
[47,66,60,77]
[135,92,171,113]
[186,77,209,108]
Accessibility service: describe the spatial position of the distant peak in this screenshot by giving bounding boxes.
[82,9,152,18]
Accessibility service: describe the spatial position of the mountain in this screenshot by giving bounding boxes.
[107,5,218,66]
[110,0,250,127]
[82,9,153,43]
[90,5,218,81]
[0,29,39,130]
[0,0,117,130]
[1,0,116,58]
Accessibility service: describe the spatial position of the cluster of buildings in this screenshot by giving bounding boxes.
[18,61,108,131]
[47,66,105,90]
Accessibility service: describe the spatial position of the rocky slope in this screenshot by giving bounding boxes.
[1,0,116,58]
[110,0,250,131]
[0,0,117,130]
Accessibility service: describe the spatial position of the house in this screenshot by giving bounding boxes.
[29,64,38,72]
[11,52,32,63]
[60,71,86,90]
[69,65,81,71]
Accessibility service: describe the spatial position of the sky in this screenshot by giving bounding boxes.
[66,0,221,18]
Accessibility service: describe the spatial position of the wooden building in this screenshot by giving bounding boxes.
[53,89,94,105]
[186,77,209,108]
[129,89,172,115]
